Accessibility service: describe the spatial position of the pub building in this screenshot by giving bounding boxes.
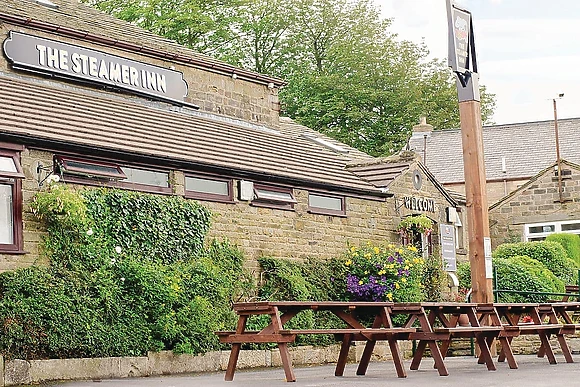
[0,0,464,273]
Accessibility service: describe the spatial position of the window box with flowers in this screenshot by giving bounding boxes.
[397,215,434,254]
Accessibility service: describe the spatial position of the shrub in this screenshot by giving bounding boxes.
[493,241,577,284]
[457,256,563,303]
[421,252,446,302]
[6,185,254,360]
[546,233,580,267]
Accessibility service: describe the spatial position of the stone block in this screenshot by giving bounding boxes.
[147,350,220,375]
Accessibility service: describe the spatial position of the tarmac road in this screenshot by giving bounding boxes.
[43,355,580,387]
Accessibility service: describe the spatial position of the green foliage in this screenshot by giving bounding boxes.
[82,0,496,158]
[546,233,580,267]
[421,253,446,302]
[457,256,564,303]
[493,241,577,284]
[2,185,254,360]
[257,256,347,346]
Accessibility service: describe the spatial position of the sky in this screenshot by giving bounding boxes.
[377,0,580,126]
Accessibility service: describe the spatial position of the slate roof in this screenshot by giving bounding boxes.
[0,0,284,86]
[0,74,385,196]
[408,118,580,183]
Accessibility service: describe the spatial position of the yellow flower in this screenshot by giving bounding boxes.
[388,244,395,249]
[345,260,352,266]
[401,277,407,283]
[398,248,403,254]
[373,246,380,254]
[364,271,368,275]
[365,253,371,259]
[387,293,393,300]
[395,282,400,289]
[378,270,386,275]
[358,280,363,285]
[350,246,357,252]
[404,266,409,270]
[407,245,418,252]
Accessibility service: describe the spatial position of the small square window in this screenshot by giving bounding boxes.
[308,193,346,216]
[185,175,233,203]
[252,184,296,211]
[121,166,169,188]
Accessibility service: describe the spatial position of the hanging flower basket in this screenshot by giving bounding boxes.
[396,214,433,240]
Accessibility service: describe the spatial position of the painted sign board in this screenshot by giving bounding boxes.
[3,31,188,104]
[439,224,457,272]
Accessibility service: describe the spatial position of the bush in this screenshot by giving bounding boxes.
[457,256,564,303]
[493,241,577,284]
[546,233,580,267]
[5,185,254,360]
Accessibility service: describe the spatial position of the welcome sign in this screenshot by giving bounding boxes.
[3,31,188,103]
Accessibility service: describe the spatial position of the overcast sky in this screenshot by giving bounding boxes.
[376,0,580,126]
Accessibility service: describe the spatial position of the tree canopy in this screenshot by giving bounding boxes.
[82,0,496,157]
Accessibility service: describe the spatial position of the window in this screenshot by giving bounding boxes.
[185,175,233,202]
[121,167,169,188]
[308,193,346,216]
[525,220,580,241]
[251,184,296,210]
[55,156,171,194]
[56,156,126,180]
[0,150,24,253]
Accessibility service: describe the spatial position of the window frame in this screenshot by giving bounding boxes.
[525,220,580,241]
[251,184,296,211]
[55,155,126,180]
[0,149,24,254]
[55,155,172,195]
[307,192,346,217]
[184,174,234,203]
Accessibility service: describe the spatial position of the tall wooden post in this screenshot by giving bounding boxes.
[447,0,493,303]
[459,100,493,303]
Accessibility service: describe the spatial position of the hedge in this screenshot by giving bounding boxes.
[0,184,254,361]
[492,241,577,284]
[545,233,580,267]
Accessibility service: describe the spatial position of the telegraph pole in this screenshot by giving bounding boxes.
[446,0,493,303]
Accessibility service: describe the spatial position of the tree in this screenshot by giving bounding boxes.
[81,0,243,57]
[82,0,496,157]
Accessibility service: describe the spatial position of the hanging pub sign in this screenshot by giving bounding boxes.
[446,1,475,74]
[3,31,189,104]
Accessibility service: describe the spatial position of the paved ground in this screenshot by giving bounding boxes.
[45,355,580,387]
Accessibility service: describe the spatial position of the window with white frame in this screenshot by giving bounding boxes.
[308,192,346,216]
[524,220,580,241]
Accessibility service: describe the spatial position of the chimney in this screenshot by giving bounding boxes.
[412,116,434,134]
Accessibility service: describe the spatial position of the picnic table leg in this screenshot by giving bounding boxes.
[492,336,518,369]
[278,343,296,382]
[537,332,557,364]
[225,315,248,381]
[557,334,574,363]
[356,340,376,375]
[335,333,353,376]
[427,341,449,376]
[498,337,513,362]
[474,334,496,371]
[387,338,407,378]
[410,340,427,370]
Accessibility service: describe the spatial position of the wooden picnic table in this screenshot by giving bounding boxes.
[216,301,416,382]
[492,303,575,365]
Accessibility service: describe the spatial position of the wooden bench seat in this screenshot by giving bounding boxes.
[433,325,501,338]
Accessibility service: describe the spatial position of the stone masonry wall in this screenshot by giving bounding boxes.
[1,152,460,273]
[489,165,580,248]
[0,25,280,128]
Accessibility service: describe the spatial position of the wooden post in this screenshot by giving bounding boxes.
[459,100,493,304]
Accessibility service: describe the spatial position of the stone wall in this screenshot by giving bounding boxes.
[0,25,280,128]
[1,152,460,273]
[489,164,580,248]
